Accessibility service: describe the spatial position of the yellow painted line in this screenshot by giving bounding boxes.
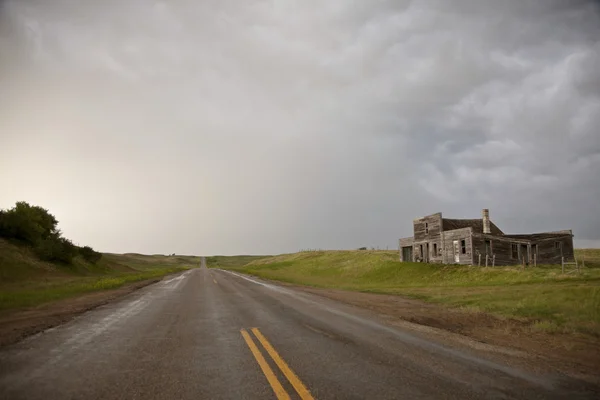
[240,329,291,400]
[252,328,315,400]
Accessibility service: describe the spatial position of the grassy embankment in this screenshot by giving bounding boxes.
[206,255,272,269]
[0,239,199,311]
[220,249,600,336]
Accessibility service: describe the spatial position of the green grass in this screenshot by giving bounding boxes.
[0,239,196,311]
[576,248,600,268]
[0,267,186,311]
[225,250,600,337]
[102,253,204,270]
[206,255,272,269]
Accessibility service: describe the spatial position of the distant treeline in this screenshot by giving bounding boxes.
[0,201,102,264]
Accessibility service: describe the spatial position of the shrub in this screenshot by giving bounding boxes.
[35,235,77,264]
[1,201,99,266]
[79,245,103,264]
[0,202,58,245]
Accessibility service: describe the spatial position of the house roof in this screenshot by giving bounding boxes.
[442,218,504,235]
[503,231,572,240]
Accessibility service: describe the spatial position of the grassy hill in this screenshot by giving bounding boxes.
[0,239,198,311]
[206,255,272,269]
[223,250,600,336]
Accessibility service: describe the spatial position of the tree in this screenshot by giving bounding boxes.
[0,201,58,245]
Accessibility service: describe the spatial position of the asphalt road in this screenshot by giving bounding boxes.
[0,266,596,400]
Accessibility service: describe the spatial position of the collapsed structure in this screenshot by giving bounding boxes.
[399,209,574,266]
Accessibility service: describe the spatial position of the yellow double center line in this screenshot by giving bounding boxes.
[241,328,314,400]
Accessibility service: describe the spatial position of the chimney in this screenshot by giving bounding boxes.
[482,209,491,234]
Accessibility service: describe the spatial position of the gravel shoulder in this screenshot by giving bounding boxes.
[289,284,600,384]
[0,278,161,347]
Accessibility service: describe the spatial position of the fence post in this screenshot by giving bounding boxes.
[562,257,564,274]
[534,253,537,268]
[485,254,488,268]
[478,254,481,267]
[492,254,496,267]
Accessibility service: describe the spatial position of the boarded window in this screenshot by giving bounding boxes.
[555,241,562,254]
[485,239,492,254]
[460,239,466,254]
[511,244,518,259]
[433,243,438,255]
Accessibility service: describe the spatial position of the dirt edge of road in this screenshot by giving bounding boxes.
[0,278,162,348]
[289,284,600,384]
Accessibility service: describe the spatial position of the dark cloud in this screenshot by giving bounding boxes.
[1,0,599,254]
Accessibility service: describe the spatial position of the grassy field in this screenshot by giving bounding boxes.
[224,250,600,337]
[206,255,272,269]
[0,239,199,311]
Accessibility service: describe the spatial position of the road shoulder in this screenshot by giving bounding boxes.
[276,283,600,385]
[0,278,162,348]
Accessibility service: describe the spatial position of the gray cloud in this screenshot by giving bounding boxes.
[1,0,599,254]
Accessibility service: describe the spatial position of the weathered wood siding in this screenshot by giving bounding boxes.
[441,228,472,265]
[535,235,574,264]
[470,233,574,266]
[399,237,414,261]
[413,213,442,241]
[471,234,528,266]
[399,210,574,267]
[413,213,443,263]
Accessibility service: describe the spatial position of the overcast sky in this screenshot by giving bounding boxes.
[1,0,599,255]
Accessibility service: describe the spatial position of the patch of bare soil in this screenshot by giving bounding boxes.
[0,279,160,348]
[294,286,600,384]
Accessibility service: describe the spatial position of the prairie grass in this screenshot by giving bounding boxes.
[0,239,193,311]
[225,250,600,336]
[0,267,187,311]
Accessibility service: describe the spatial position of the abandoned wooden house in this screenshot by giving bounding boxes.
[399,209,574,266]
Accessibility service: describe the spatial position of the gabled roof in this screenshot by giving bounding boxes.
[442,218,504,235]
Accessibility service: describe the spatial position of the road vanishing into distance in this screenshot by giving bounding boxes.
[1,263,597,400]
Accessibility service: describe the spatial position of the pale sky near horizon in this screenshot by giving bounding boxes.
[1,0,599,255]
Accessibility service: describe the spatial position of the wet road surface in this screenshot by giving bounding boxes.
[0,266,597,399]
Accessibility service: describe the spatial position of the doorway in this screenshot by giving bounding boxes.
[402,246,413,262]
[453,240,460,263]
[520,244,528,263]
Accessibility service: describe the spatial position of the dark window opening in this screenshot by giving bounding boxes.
[511,244,518,259]
[555,241,562,254]
[460,239,466,254]
[425,223,429,234]
[485,239,492,254]
[433,243,437,256]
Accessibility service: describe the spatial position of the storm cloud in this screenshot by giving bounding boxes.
[1,0,599,254]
